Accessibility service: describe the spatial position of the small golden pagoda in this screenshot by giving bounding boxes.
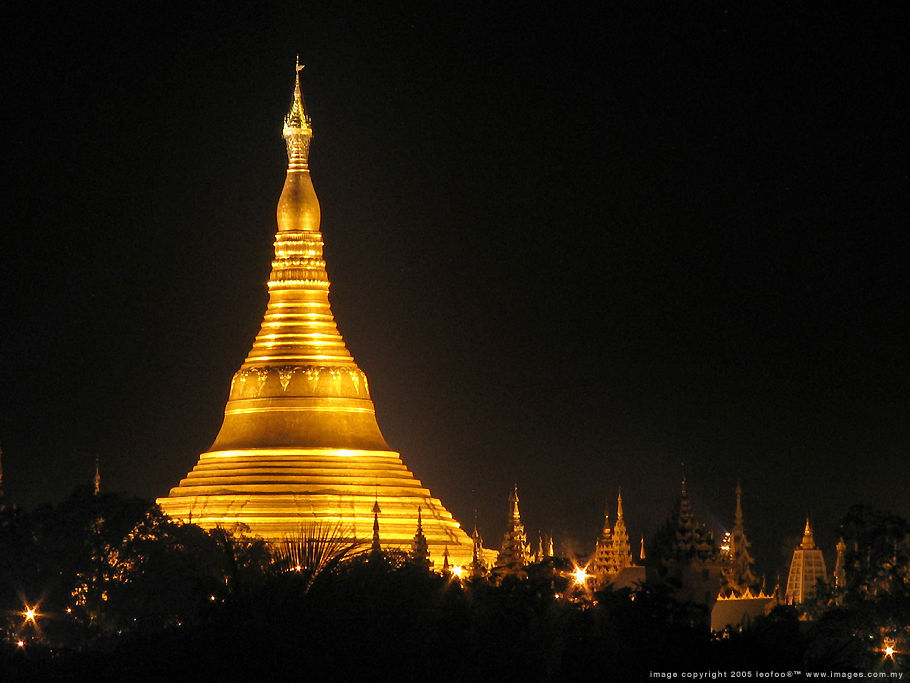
[158,63,473,565]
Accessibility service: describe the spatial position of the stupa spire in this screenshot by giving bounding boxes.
[800,518,816,549]
[496,485,529,571]
[723,481,758,594]
[158,63,474,565]
[611,489,632,573]
[283,56,312,170]
[410,506,430,567]
[371,498,382,554]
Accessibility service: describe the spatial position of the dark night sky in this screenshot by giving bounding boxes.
[1,4,907,579]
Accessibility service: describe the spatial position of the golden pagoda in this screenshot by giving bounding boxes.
[158,63,474,565]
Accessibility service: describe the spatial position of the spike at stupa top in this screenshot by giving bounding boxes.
[283,57,313,170]
[800,518,817,549]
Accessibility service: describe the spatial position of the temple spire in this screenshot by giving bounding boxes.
[471,514,486,578]
[283,57,312,170]
[723,481,758,594]
[834,537,847,590]
[496,485,529,571]
[93,455,101,496]
[371,498,382,555]
[801,518,816,549]
[410,506,430,568]
[785,517,828,604]
[611,489,632,573]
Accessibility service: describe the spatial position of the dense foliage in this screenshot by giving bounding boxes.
[0,492,906,680]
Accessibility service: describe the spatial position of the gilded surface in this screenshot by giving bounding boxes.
[158,68,473,565]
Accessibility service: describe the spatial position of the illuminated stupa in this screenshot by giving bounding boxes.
[158,63,473,565]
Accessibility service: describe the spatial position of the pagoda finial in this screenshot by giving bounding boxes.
[616,488,624,521]
[509,484,521,522]
[283,58,312,169]
[800,517,816,549]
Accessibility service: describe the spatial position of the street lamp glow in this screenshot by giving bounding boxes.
[573,567,589,585]
[451,565,464,578]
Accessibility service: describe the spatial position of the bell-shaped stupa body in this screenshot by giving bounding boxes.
[158,65,473,565]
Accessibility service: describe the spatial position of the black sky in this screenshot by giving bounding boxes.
[1,4,907,579]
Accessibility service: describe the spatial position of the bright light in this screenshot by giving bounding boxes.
[573,567,589,585]
[885,645,894,657]
[451,565,464,578]
[24,608,36,622]
[16,640,25,648]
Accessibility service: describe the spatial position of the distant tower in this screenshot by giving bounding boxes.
[592,503,613,581]
[611,489,633,573]
[371,499,382,555]
[785,518,828,605]
[410,506,430,568]
[156,63,473,564]
[496,485,530,570]
[650,477,723,609]
[593,490,634,587]
[834,537,847,590]
[471,519,486,578]
[723,482,759,595]
[93,455,101,496]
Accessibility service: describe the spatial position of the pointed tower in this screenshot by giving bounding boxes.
[592,502,613,586]
[592,503,612,566]
[834,537,847,590]
[723,482,759,595]
[650,477,723,610]
[158,63,473,564]
[471,519,486,578]
[410,506,430,568]
[611,489,633,573]
[371,498,382,555]
[495,485,530,570]
[784,518,828,605]
[93,456,101,496]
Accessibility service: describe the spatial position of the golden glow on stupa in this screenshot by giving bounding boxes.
[158,62,473,564]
